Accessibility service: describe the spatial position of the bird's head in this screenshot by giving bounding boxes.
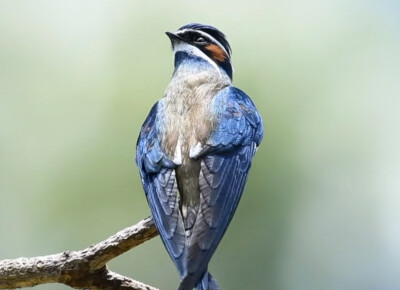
[166,23,233,80]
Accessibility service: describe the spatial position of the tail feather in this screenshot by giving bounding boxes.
[178,271,219,290]
[197,272,219,290]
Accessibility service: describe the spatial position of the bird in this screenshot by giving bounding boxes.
[135,23,263,290]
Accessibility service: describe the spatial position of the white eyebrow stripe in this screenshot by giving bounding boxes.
[176,29,230,57]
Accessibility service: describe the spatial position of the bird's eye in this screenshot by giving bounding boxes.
[195,37,206,43]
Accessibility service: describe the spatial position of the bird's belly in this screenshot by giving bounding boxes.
[160,105,212,229]
[175,158,201,230]
[161,107,212,164]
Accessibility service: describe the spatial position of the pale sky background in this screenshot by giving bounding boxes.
[1,1,400,289]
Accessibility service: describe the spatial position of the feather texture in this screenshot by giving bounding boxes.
[136,86,263,289]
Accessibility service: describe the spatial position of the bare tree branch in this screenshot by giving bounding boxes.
[0,217,159,290]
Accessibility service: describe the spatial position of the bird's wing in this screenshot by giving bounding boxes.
[184,86,264,279]
[136,88,264,284]
[135,102,187,274]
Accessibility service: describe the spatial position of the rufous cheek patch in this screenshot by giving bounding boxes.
[205,44,227,62]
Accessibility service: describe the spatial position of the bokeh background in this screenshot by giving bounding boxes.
[1,1,400,289]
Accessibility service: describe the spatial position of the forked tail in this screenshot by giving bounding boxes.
[178,271,219,290]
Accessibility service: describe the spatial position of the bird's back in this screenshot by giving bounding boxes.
[159,67,230,234]
[160,68,230,162]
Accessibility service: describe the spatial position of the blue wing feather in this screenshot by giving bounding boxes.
[136,102,186,275]
[136,87,263,289]
[178,87,263,287]
[194,87,263,156]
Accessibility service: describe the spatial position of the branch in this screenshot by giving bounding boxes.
[0,217,159,290]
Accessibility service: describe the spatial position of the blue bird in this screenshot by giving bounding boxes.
[136,23,263,290]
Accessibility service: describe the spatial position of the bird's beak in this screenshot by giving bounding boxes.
[165,31,185,46]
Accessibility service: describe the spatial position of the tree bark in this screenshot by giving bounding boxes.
[0,217,159,290]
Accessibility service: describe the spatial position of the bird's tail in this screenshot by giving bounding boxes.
[196,272,219,290]
[178,271,219,290]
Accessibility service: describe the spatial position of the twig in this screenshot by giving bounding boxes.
[0,217,159,290]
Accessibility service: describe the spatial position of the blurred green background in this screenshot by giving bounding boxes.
[1,1,400,289]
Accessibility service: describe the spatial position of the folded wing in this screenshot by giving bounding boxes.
[183,87,263,281]
[136,87,263,286]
